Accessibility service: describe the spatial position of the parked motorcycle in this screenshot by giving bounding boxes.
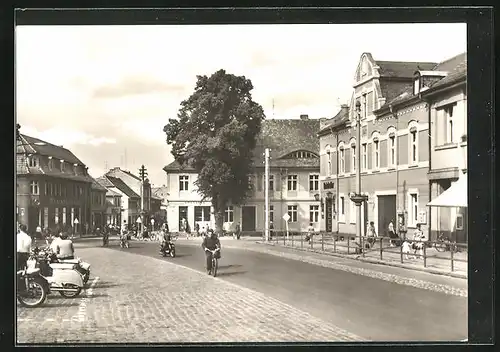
[28,248,85,298]
[17,267,49,308]
[159,241,176,258]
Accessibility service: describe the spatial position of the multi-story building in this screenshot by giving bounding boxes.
[421,53,467,243]
[103,186,122,226]
[16,132,93,234]
[105,167,151,213]
[163,116,320,233]
[90,178,108,231]
[96,175,140,227]
[318,53,438,238]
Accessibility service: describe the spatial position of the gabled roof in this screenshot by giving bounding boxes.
[105,176,140,199]
[252,119,320,168]
[96,176,114,188]
[163,119,320,172]
[91,178,108,192]
[106,188,122,197]
[106,167,141,181]
[377,61,437,78]
[18,134,85,165]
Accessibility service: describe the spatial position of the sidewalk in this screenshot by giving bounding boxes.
[258,235,467,279]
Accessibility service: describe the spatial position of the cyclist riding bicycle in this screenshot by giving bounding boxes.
[202,229,221,274]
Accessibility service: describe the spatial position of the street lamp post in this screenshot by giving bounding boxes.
[350,101,367,250]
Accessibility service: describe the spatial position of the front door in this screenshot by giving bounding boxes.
[241,206,256,232]
[377,195,396,237]
[325,198,333,232]
[178,206,188,232]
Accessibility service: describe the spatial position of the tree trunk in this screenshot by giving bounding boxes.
[212,199,225,234]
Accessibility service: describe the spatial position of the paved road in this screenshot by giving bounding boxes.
[105,238,467,342]
[17,244,363,344]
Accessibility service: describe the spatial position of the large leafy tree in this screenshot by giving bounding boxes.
[163,69,265,233]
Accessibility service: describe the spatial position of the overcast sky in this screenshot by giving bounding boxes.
[16,23,466,185]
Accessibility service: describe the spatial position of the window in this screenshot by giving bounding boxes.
[43,207,49,228]
[195,206,211,222]
[269,205,274,223]
[287,205,298,222]
[456,214,464,230]
[268,174,274,191]
[409,193,418,226]
[224,206,234,222]
[30,181,39,195]
[287,175,297,191]
[60,160,65,172]
[445,105,454,143]
[62,207,67,225]
[373,139,380,169]
[309,205,319,223]
[389,134,397,167]
[362,143,367,170]
[73,164,78,175]
[48,157,54,170]
[410,128,418,164]
[362,94,368,118]
[339,196,345,222]
[54,207,59,224]
[350,200,357,224]
[327,149,332,175]
[179,175,189,191]
[351,145,356,172]
[309,174,319,191]
[339,147,345,173]
[28,156,39,167]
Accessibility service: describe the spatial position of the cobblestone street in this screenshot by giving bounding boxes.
[17,244,364,343]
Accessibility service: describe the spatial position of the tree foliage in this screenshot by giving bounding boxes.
[163,69,265,231]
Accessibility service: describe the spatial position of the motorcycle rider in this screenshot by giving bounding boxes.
[160,229,173,254]
[202,229,221,274]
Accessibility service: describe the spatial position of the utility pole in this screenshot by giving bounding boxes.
[350,101,367,251]
[264,148,270,242]
[138,165,148,235]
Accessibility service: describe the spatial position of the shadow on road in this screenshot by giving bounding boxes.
[218,264,243,270]
[95,281,121,289]
[216,271,247,277]
[171,254,191,258]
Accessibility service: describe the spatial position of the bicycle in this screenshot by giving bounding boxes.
[206,248,220,277]
[434,233,461,253]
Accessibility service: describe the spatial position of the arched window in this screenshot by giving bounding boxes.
[371,131,381,170]
[325,145,332,176]
[408,121,419,165]
[387,127,397,167]
[338,142,345,174]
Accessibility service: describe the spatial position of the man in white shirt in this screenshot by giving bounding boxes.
[17,224,32,270]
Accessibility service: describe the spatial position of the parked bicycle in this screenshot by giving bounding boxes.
[434,233,461,253]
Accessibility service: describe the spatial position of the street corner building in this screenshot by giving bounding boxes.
[318,52,467,243]
[16,133,95,235]
[162,116,321,234]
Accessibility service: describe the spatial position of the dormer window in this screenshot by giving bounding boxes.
[74,163,78,175]
[28,155,39,167]
[413,73,421,95]
[48,156,54,170]
[60,160,65,172]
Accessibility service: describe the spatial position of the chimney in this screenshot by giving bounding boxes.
[300,114,309,120]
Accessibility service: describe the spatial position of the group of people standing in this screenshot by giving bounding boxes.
[17,223,75,271]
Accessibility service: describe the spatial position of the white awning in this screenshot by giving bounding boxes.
[427,173,467,208]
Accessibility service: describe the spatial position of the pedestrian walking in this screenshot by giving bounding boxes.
[366,221,377,248]
[388,220,398,246]
[305,223,315,243]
